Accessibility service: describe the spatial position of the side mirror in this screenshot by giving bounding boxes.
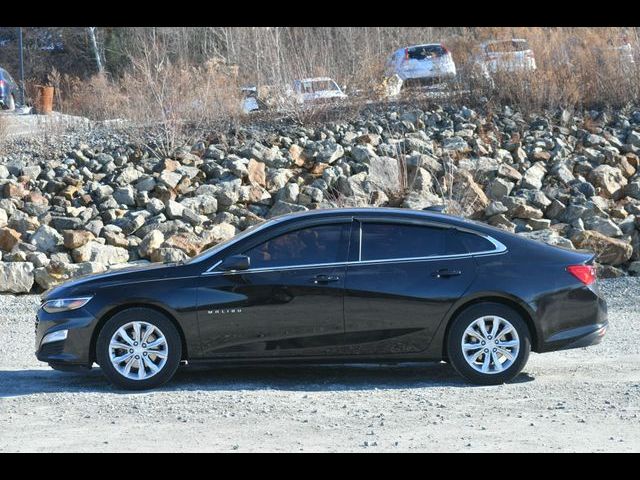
[219,254,250,272]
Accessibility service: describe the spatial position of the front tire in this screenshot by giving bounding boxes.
[96,308,182,390]
[6,94,15,111]
[447,303,531,385]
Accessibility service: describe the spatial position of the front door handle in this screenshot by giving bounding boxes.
[431,269,462,278]
[313,274,340,284]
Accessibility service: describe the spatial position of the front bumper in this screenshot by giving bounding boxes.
[35,306,97,367]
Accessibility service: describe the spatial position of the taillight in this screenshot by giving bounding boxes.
[0,80,5,88]
[567,265,596,285]
[441,44,449,55]
[403,48,409,61]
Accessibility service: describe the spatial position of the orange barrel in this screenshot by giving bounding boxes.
[35,85,54,114]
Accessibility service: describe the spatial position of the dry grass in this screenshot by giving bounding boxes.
[49,27,640,137]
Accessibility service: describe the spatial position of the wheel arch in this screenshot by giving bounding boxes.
[441,294,539,358]
[90,303,189,364]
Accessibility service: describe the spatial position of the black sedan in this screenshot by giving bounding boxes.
[35,207,608,390]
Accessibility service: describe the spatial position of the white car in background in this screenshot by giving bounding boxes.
[386,43,456,87]
[290,77,347,105]
[476,39,537,76]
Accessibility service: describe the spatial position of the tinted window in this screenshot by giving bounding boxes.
[456,230,496,253]
[360,223,466,261]
[245,224,349,269]
[407,45,446,60]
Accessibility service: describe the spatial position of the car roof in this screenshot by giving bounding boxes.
[480,38,529,47]
[267,207,487,230]
[295,77,336,83]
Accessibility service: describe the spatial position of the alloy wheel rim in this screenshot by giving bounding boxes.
[461,315,520,375]
[109,321,168,381]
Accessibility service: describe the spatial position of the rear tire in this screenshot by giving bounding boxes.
[446,302,531,385]
[96,308,182,390]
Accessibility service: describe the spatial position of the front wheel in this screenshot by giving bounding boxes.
[96,308,182,390]
[447,303,531,385]
[6,94,15,111]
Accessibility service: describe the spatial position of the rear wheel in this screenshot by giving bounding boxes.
[447,303,531,385]
[96,308,182,390]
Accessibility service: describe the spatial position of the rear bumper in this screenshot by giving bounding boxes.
[540,321,608,352]
[536,284,608,353]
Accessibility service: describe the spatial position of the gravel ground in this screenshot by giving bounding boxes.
[1,278,639,452]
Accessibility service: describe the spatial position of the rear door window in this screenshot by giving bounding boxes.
[360,222,466,261]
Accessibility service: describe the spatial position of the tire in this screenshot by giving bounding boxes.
[96,308,182,390]
[6,94,15,111]
[446,302,531,385]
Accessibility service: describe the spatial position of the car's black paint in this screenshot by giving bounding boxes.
[36,207,607,370]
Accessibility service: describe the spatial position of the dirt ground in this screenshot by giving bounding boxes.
[0,278,639,452]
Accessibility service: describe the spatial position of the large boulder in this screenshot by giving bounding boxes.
[0,261,35,293]
[571,230,633,266]
[72,242,130,266]
[588,165,627,198]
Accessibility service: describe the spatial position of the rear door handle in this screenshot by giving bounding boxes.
[431,269,462,278]
[313,274,340,284]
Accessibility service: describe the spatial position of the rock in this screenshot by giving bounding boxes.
[30,225,63,253]
[571,230,632,266]
[519,230,574,249]
[0,261,34,293]
[453,170,489,218]
[139,230,164,258]
[520,162,547,190]
[150,247,189,263]
[247,159,266,187]
[165,200,185,219]
[275,183,299,204]
[159,170,183,189]
[485,201,508,217]
[588,165,627,198]
[487,177,514,200]
[365,156,402,193]
[0,227,22,251]
[113,186,135,206]
[628,260,640,276]
[267,201,308,219]
[583,216,623,237]
[0,209,7,228]
[72,242,129,266]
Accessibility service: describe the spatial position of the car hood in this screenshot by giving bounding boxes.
[42,262,187,300]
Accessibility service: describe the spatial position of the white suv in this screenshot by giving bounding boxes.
[475,39,537,76]
[386,43,457,87]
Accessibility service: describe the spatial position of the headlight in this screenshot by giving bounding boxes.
[42,296,92,313]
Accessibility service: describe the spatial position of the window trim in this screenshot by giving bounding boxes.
[202,218,507,277]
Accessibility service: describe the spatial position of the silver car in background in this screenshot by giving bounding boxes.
[386,43,456,87]
[476,39,537,76]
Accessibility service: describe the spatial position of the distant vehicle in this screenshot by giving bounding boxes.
[604,37,635,67]
[0,67,18,111]
[241,86,261,113]
[289,77,348,105]
[386,43,457,87]
[475,39,537,76]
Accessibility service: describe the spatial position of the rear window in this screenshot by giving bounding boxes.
[456,230,497,253]
[301,80,339,93]
[407,45,446,60]
[360,222,466,261]
[485,40,530,53]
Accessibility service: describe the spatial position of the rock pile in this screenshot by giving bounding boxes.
[2,104,640,292]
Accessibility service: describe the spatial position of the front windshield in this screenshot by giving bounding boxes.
[185,219,271,264]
